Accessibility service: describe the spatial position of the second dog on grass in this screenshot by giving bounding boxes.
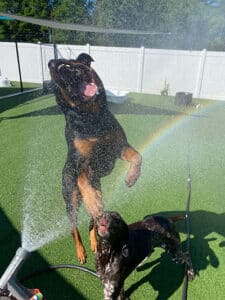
[95,211,194,300]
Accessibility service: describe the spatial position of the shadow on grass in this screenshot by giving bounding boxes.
[0,89,44,114]
[108,101,183,116]
[0,105,61,122]
[1,207,224,299]
[0,87,39,98]
[125,210,225,299]
[126,254,184,300]
[0,209,90,299]
[0,97,196,123]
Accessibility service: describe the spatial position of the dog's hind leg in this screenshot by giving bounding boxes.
[121,146,142,187]
[62,162,87,264]
[172,250,195,281]
[77,171,104,253]
[77,171,104,218]
[163,230,195,280]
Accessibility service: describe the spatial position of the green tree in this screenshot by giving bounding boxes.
[92,0,169,47]
[92,0,223,50]
[0,0,51,42]
[0,0,94,43]
[52,0,94,44]
[204,2,225,50]
[160,0,209,50]
[0,0,224,50]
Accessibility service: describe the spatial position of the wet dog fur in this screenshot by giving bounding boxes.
[48,54,142,264]
[95,211,194,300]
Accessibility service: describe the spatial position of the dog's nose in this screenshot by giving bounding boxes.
[48,59,56,69]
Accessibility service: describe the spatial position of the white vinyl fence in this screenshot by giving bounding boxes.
[1,42,225,100]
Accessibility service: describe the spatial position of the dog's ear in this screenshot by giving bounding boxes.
[76,53,94,67]
[122,244,129,258]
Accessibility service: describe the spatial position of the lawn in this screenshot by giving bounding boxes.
[0,92,224,299]
[0,81,42,97]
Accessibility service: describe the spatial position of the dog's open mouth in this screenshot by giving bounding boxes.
[97,218,109,236]
[80,82,98,98]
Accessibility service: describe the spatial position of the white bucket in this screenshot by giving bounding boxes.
[0,76,11,87]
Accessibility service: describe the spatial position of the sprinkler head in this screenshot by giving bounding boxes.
[0,247,30,290]
[0,247,42,300]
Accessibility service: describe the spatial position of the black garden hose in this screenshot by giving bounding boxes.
[21,264,99,284]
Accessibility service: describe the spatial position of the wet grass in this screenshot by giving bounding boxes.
[0,92,224,299]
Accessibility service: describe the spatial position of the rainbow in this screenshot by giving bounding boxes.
[140,113,188,155]
[138,101,218,156]
[105,100,221,203]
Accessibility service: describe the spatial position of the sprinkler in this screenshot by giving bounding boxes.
[0,246,98,299]
[0,247,43,300]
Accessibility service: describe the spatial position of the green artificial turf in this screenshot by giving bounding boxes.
[0,92,224,299]
[0,82,42,97]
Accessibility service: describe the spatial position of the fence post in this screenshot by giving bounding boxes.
[38,42,44,87]
[86,43,90,55]
[137,46,145,92]
[15,41,23,92]
[194,49,207,98]
[53,43,58,59]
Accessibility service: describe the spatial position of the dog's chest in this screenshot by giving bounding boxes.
[66,108,124,138]
[97,245,122,278]
[73,133,124,174]
[73,135,117,156]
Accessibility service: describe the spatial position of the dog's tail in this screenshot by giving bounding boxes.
[169,214,186,223]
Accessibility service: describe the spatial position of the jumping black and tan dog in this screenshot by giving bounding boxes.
[95,211,194,300]
[48,54,142,264]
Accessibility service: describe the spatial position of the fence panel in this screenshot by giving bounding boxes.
[0,42,18,81]
[200,51,225,100]
[1,42,225,100]
[142,49,201,96]
[90,46,140,92]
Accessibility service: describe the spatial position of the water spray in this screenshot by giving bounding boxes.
[0,247,43,300]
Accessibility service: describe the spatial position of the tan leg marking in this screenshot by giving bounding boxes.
[77,172,104,218]
[74,138,97,156]
[90,226,98,253]
[72,228,87,264]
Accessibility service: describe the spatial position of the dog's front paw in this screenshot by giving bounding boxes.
[125,154,142,187]
[125,168,141,187]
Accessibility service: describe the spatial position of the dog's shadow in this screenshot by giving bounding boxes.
[126,253,184,300]
[125,210,225,299]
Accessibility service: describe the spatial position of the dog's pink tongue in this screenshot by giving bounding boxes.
[83,83,97,97]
